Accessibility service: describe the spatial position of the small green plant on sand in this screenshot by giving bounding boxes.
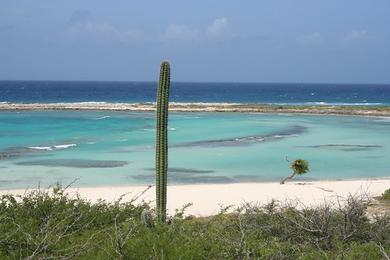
[280,158,309,184]
[380,188,390,201]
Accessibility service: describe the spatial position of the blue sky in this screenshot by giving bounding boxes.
[0,1,389,83]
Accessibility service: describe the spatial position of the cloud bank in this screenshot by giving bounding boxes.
[65,10,139,44]
[162,17,231,42]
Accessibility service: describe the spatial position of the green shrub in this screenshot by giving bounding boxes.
[0,185,389,259]
[381,188,390,201]
[344,243,383,260]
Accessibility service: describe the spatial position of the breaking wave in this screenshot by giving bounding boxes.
[28,146,53,151]
[301,102,384,106]
[28,143,77,151]
[92,116,111,120]
[53,144,77,149]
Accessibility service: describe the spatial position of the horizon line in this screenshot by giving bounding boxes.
[1,79,390,86]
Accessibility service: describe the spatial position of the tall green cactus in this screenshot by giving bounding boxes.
[156,61,170,223]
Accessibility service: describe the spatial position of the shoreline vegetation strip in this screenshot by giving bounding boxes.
[1,102,390,116]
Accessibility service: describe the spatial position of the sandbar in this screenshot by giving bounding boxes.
[1,102,390,116]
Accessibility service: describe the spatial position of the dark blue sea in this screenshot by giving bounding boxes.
[0,80,389,105]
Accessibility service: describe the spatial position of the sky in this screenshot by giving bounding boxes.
[0,1,389,83]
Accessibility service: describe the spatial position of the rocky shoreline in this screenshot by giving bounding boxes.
[1,102,390,116]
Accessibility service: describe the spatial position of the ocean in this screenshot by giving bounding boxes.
[0,81,389,189]
[1,80,390,105]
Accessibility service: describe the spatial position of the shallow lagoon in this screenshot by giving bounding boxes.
[0,111,389,189]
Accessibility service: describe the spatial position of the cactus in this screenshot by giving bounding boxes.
[155,61,170,223]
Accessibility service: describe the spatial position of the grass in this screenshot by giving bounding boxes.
[0,184,389,259]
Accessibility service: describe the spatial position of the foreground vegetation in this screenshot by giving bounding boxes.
[0,185,389,259]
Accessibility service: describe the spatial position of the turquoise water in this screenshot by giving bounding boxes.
[0,111,389,189]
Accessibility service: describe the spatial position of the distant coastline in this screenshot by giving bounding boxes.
[1,102,390,117]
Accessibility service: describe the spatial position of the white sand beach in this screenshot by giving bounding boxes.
[1,179,389,216]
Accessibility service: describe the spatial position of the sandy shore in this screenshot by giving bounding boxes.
[1,179,389,216]
[1,102,390,116]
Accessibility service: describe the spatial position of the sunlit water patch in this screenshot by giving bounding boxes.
[0,111,389,189]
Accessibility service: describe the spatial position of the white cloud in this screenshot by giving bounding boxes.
[162,24,200,41]
[206,17,228,37]
[65,11,139,44]
[162,17,231,42]
[343,30,371,42]
[296,32,323,45]
[66,10,91,27]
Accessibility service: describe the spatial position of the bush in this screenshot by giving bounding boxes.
[381,188,390,201]
[344,243,384,260]
[0,185,389,259]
